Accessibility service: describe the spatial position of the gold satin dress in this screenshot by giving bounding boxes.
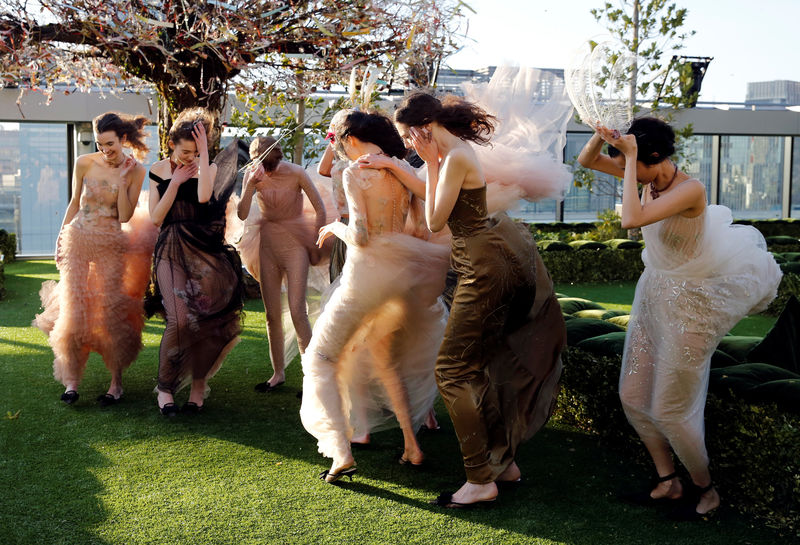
[436,186,566,483]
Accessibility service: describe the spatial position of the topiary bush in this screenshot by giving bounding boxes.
[0,229,16,263]
[766,273,800,316]
[554,347,800,534]
[541,248,645,283]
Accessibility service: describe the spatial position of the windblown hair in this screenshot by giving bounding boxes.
[168,107,217,146]
[331,110,407,160]
[607,116,676,165]
[394,91,497,146]
[92,112,150,161]
[249,136,283,173]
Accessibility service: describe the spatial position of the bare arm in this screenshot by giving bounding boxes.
[117,158,145,223]
[298,167,327,230]
[599,129,705,228]
[237,164,261,220]
[56,155,90,261]
[577,131,625,178]
[317,143,335,177]
[356,153,426,199]
[317,167,368,248]
[192,123,215,203]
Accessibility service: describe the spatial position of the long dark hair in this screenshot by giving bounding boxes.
[394,92,497,146]
[92,112,150,160]
[608,117,676,165]
[331,110,407,160]
[168,107,217,145]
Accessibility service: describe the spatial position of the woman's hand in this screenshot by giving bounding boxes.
[409,127,438,165]
[119,156,138,187]
[317,222,338,248]
[192,122,209,157]
[243,162,265,188]
[597,126,637,157]
[170,162,198,186]
[356,153,393,170]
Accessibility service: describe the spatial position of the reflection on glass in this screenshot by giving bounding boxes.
[563,133,619,222]
[680,134,713,197]
[0,123,68,255]
[719,136,784,219]
[791,137,800,218]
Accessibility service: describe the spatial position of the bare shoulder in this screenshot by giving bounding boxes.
[150,158,171,177]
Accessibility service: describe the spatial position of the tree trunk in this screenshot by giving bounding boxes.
[629,0,640,113]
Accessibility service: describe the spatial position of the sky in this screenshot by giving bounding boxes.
[446,0,800,103]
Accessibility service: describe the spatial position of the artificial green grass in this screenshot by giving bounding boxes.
[555,281,777,336]
[1,262,795,544]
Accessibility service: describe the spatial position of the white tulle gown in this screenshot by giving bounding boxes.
[620,193,781,473]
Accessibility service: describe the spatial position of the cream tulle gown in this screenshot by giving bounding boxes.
[299,167,450,463]
[34,176,156,387]
[620,195,781,473]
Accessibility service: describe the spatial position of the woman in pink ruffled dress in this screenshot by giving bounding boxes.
[34,112,153,406]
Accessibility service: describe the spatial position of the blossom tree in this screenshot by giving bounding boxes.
[0,0,468,152]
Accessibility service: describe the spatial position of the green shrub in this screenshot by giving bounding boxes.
[604,238,643,250]
[554,347,800,533]
[537,240,573,252]
[0,260,5,300]
[766,273,800,316]
[568,240,609,251]
[0,230,16,263]
[735,218,800,238]
[542,248,644,283]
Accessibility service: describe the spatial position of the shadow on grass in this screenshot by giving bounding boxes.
[1,411,113,545]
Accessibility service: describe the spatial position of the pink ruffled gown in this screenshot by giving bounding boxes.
[33,175,156,387]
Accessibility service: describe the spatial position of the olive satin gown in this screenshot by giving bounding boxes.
[436,186,566,483]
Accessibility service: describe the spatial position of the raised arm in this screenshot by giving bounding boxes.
[356,153,426,199]
[597,128,705,229]
[117,157,146,223]
[237,163,262,220]
[191,122,217,203]
[577,131,625,178]
[317,143,335,177]
[317,167,369,248]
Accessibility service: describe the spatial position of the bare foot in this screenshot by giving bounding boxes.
[496,461,522,483]
[651,477,683,500]
[449,481,498,505]
[696,486,720,514]
[156,389,174,409]
[400,447,424,466]
[326,456,356,483]
[423,409,439,430]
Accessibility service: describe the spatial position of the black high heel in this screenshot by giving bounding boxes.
[620,471,682,506]
[181,401,203,414]
[431,491,497,509]
[319,466,357,483]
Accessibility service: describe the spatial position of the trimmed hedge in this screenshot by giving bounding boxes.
[766,273,800,316]
[554,347,800,533]
[541,247,645,283]
[0,229,16,263]
[734,218,800,238]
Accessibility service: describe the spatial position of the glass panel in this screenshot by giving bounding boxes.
[0,123,69,255]
[680,134,714,199]
[563,133,619,222]
[719,135,784,219]
[791,137,800,218]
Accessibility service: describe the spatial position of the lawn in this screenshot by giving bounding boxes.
[0,261,794,545]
